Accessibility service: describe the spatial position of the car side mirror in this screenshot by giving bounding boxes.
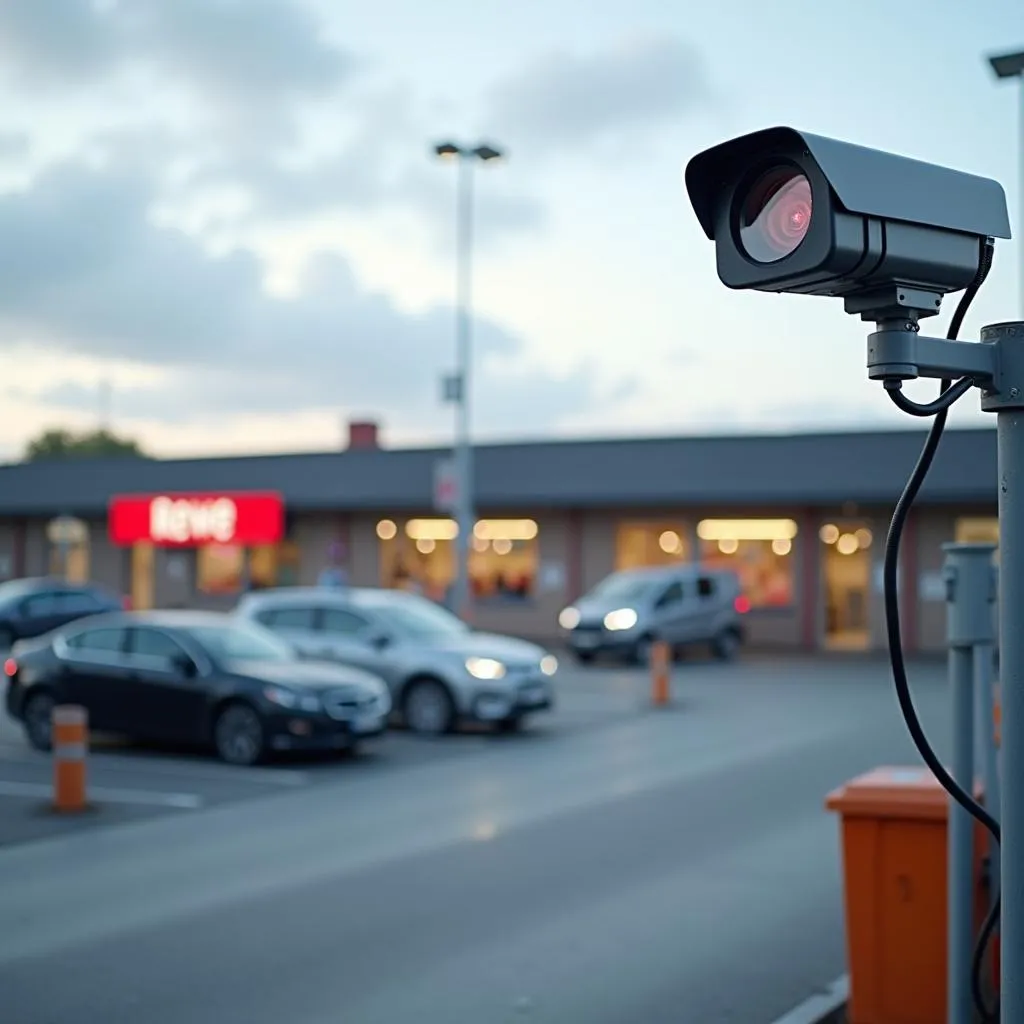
[173,653,198,678]
[369,631,392,651]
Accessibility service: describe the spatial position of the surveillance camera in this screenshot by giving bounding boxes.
[684,126,1011,322]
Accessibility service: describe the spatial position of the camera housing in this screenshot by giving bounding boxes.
[684,126,1011,321]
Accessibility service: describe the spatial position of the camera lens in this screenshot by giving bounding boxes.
[738,168,812,263]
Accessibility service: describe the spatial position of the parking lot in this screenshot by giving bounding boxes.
[0,651,951,1023]
[0,657,675,847]
[0,652,947,850]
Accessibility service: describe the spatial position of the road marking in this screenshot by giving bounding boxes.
[767,975,849,1024]
[88,757,311,786]
[0,780,204,809]
[0,741,309,785]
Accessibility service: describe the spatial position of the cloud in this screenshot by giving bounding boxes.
[0,156,603,437]
[172,84,547,250]
[0,0,118,86]
[484,35,712,157]
[0,0,351,94]
[0,132,31,159]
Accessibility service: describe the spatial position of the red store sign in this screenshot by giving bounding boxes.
[108,492,285,548]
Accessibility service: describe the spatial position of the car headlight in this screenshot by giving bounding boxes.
[603,607,638,631]
[264,686,321,712]
[558,606,580,630]
[371,683,393,715]
[539,654,558,676]
[465,656,507,680]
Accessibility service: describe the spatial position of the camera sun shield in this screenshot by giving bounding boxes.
[684,126,1011,321]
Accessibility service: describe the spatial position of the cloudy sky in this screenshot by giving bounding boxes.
[0,0,1019,458]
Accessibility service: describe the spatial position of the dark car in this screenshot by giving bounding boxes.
[0,577,125,649]
[4,610,392,766]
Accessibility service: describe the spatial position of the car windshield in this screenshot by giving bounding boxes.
[359,594,470,640]
[588,572,657,604]
[185,623,294,663]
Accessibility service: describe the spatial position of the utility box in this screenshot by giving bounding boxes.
[825,766,989,1024]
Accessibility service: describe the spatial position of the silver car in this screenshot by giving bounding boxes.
[558,565,746,664]
[234,587,558,736]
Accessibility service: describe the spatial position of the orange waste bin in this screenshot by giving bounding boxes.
[825,766,990,1024]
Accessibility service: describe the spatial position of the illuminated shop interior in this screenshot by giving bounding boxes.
[819,521,874,650]
[696,519,796,608]
[613,518,796,609]
[197,541,302,596]
[955,517,1000,565]
[615,522,691,569]
[376,518,539,603]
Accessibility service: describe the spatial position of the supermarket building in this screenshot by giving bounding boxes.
[0,421,1000,654]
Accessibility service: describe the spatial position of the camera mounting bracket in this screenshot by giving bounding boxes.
[844,284,947,324]
[866,320,998,385]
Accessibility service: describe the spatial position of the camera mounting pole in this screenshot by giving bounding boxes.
[868,319,1024,1022]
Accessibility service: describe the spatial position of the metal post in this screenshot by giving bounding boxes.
[975,321,1024,1021]
[1018,77,1023,317]
[997,406,1024,1019]
[944,542,994,1024]
[975,633,1001,910]
[452,154,475,622]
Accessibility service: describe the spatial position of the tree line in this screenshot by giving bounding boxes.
[22,428,148,462]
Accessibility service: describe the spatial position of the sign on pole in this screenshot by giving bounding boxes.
[46,516,88,547]
[433,458,458,512]
[441,373,463,404]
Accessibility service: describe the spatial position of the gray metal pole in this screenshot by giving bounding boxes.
[1018,77,1023,318]
[975,638,1001,910]
[452,154,475,621]
[997,405,1024,1019]
[948,644,975,1024]
[943,542,998,1024]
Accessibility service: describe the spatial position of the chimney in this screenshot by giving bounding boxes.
[347,419,380,450]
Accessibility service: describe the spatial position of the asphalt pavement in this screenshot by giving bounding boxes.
[0,654,950,1024]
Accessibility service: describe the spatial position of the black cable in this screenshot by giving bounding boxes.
[881,236,999,1022]
[884,376,975,417]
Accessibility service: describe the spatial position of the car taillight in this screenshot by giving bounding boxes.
[734,596,751,614]
[4,657,17,677]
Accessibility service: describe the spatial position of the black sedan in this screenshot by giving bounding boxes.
[0,577,125,649]
[3,611,392,766]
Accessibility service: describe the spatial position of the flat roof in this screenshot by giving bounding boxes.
[0,426,997,517]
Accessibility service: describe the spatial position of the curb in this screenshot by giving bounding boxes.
[768,975,848,1024]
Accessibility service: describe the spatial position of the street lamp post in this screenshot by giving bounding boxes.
[988,48,1024,315]
[432,140,504,621]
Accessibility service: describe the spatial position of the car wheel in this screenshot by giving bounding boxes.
[712,628,741,662]
[497,715,523,734]
[23,690,56,752]
[214,702,266,766]
[403,678,455,737]
[574,650,595,665]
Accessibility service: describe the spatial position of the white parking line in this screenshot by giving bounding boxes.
[767,975,849,1024]
[0,780,204,809]
[0,741,310,786]
[85,756,311,787]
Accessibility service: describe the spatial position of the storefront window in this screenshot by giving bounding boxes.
[377,518,539,605]
[250,542,302,589]
[49,540,90,584]
[956,517,999,545]
[697,518,797,608]
[197,543,245,595]
[955,517,999,565]
[615,522,690,570]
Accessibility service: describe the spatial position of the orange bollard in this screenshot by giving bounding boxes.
[52,705,88,813]
[651,640,671,706]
